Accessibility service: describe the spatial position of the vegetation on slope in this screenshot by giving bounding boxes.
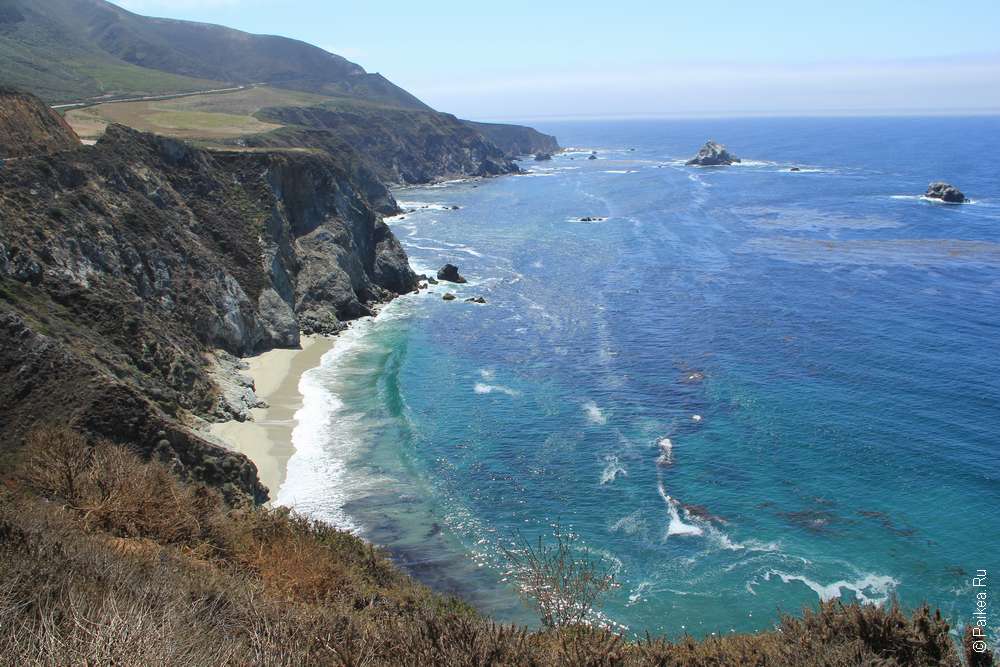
[65,85,327,141]
[0,85,80,157]
[463,119,562,158]
[252,102,519,184]
[0,89,414,503]
[0,0,426,107]
[0,426,983,666]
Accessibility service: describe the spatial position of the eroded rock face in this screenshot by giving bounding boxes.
[250,106,521,185]
[686,140,741,166]
[925,181,968,203]
[0,124,417,502]
[0,87,80,159]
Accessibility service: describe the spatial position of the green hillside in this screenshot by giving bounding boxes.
[0,0,427,107]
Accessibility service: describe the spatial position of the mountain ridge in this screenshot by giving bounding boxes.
[0,0,428,109]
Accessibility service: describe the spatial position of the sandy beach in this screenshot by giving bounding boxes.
[210,335,334,501]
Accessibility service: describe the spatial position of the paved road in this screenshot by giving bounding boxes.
[51,83,263,111]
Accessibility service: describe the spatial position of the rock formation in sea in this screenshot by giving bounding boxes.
[0,89,418,503]
[437,264,467,283]
[686,140,741,166]
[534,153,553,161]
[925,181,968,203]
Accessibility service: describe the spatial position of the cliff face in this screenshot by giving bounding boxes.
[0,120,417,501]
[0,86,80,158]
[251,105,520,184]
[462,120,560,157]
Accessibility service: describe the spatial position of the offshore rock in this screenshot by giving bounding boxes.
[925,181,968,203]
[686,140,741,166]
[437,264,467,283]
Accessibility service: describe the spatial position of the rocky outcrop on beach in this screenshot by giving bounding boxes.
[0,86,80,158]
[686,140,741,166]
[925,181,968,203]
[0,117,417,502]
[437,264,467,283]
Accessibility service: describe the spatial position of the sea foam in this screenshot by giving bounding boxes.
[762,571,899,605]
[583,401,608,425]
[474,382,520,397]
[656,437,674,466]
[657,480,703,537]
[600,454,627,485]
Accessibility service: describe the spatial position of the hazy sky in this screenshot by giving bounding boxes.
[116,0,1000,120]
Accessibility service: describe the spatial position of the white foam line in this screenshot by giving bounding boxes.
[474,382,521,397]
[657,479,703,537]
[275,297,418,531]
[763,571,899,605]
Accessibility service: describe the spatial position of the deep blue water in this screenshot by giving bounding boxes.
[279,117,1000,640]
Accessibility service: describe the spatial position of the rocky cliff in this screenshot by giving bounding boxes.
[0,111,417,501]
[0,86,80,158]
[462,120,560,157]
[250,104,520,184]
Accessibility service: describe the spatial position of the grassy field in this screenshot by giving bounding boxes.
[66,86,329,141]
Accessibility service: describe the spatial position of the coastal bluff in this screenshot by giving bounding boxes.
[0,91,417,502]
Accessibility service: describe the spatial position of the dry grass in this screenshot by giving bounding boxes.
[64,86,326,141]
[0,426,985,666]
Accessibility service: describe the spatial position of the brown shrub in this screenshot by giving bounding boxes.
[965,623,997,667]
[2,427,975,666]
[20,425,93,502]
[502,525,618,629]
[20,426,224,549]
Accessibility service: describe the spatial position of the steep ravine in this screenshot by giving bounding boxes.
[0,98,417,502]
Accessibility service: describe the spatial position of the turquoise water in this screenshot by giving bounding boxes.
[279,117,1000,639]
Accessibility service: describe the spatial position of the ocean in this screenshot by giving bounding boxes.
[275,116,1000,639]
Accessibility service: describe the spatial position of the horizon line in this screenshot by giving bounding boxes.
[468,108,1000,124]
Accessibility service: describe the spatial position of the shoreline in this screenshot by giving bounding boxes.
[210,334,335,502]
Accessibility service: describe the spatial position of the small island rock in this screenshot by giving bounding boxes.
[442,293,457,301]
[534,153,553,161]
[925,182,968,204]
[437,264,467,283]
[465,296,487,304]
[686,140,741,166]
